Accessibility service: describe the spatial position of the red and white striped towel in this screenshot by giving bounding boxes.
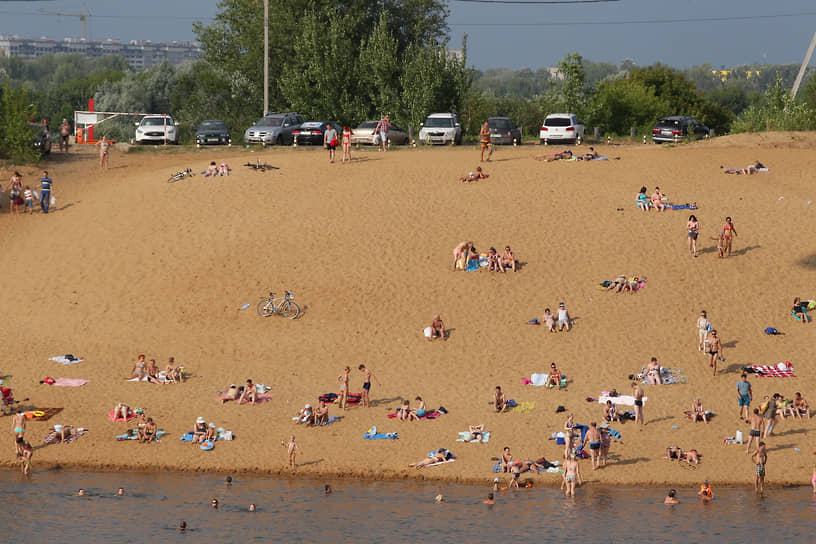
[750,362,796,378]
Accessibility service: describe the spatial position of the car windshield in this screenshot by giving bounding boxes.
[425,117,454,128]
[142,117,173,126]
[357,121,378,129]
[200,121,226,130]
[255,117,283,127]
[489,119,512,130]
[544,117,571,127]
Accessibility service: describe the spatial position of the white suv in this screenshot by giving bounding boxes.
[539,113,584,145]
[418,113,462,145]
[135,115,179,144]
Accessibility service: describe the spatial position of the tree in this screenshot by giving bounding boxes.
[358,10,401,119]
[0,82,39,163]
[558,53,587,113]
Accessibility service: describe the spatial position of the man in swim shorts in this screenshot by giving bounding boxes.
[562,454,581,497]
[358,364,381,408]
[736,374,752,419]
[751,442,768,493]
[632,382,645,425]
[583,422,602,470]
[479,121,493,162]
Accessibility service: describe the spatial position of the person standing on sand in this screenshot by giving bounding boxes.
[722,217,737,257]
[687,215,699,257]
[763,394,780,438]
[480,121,493,162]
[283,435,300,469]
[582,422,602,470]
[19,439,32,475]
[337,366,350,410]
[751,442,768,493]
[696,311,711,352]
[12,409,26,444]
[374,114,391,152]
[341,126,353,163]
[358,364,381,408]
[97,135,111,169]
[599,422,612,467]
[452,241,473,270]
[39,170,53,214]
[562,454,581,497]
[324,123,338,163]
[736,374,752,419]
[632,382,645,425]
[745,408,764,453]
[704,330,722,377]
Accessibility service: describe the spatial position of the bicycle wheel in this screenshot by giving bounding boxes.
[257,299,275,317]
[279,300,300,319]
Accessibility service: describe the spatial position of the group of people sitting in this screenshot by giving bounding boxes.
[394,397,428,421]
[113,403,159,442]
[191,416,218,444]
[204,161,231,177]
[636,186,667,211]
[124,354,184,384]
[452,241,517,272]
[773,392,810,419]
[219,379,260,404]
[293,401,331,425]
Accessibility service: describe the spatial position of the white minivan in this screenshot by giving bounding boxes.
[539,113,584,145]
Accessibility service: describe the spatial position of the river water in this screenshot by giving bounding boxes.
[0,470,813,543]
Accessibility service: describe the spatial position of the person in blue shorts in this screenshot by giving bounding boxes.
[40,170,53,213]
[736,373,752,419]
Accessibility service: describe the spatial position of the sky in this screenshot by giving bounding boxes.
[1,0,815,70]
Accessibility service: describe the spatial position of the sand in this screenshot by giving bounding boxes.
[1,133,815,488]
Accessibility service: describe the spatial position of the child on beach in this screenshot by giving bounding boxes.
[358,364,381,408]
[459,167,489,182]
[204,162,218,177]
[283,435,300,468]
[23,186,34,214]
[636,186,649,211]
[218,163,230,176]
[18,438,32,474]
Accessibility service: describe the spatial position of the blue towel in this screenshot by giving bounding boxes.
[466,258,480,271]
[668,204,698,210]
[364,431,398,439]
[492,461,502,473]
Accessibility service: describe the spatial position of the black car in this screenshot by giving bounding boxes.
[652,116,709,143]
[291,121,343,146]
[195,120,231,146]
[487,117,522,145]
[30,122,52,155]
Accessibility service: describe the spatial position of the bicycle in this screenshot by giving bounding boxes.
[257,290,300,319]
[168,168,194,183]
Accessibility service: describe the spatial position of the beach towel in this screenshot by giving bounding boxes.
[590,155,608,161]
[364,431,399,439]
[668,203,698,210]
[315,416,341,426]
[792,309,811,322]
[466,258,480,271]
[319,393,338,403]
[108,409,137,422]
[42,428,88,445]
[426,459,456,467]
[179,431,227,442]
[507,401,535,413]
[116,429,167,441]
[598,394,647,406]
[748,362,796,378]
[492,461,503,473]
[529,373,549,386]
[639,367,687,385]
[52,378,89,387]
[456,431,491,443]
[31,408,63,421]
[49,355,84,365]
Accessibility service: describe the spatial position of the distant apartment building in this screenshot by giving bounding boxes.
[0,35,201,69]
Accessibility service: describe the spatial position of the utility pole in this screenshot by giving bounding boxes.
[264,0,269,115]
[791,31,816,98]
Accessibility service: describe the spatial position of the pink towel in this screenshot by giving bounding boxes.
[53,378,89,387]
[108,409,137,422]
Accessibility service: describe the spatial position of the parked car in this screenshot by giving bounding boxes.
[134,115,179,144]
[539,113,584,145]
[652,116,709,143]
[487,117,522,145]
[30,122,52,155]
[243,112,304,145]
[418,113,462,145]
[195,120,231,146]
[291,121,343,146]
[349,120,410,145]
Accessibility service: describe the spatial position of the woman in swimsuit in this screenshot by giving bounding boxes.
[696,311,710,352]
[722,217,737,256]
[686,215,699,257]
[563,414,576,457]
[126,354,147,380]
[452,241,473,270]
[337,366,350,410]
[341,126,353,163]
[691,398,708,423]
[636,186,649,211]
[792,297,809,324]
[651,187,665,212]
[547,363,562,388]
[646,357,662,385]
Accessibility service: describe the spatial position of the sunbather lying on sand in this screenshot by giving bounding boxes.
[467,424,485,442]
[220,384,240,403]
[460,167,489,182]
[532,150,573,162]
[576,147,600,160]
[722,161,765,175]
[408,448,449,468]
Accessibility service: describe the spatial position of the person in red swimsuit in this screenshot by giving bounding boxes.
[722,217,738,256]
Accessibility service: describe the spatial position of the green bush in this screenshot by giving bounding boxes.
[0,82,40,163]
[731,73,816,133]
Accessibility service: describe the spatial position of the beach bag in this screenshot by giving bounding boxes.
[735,430,743,444]
[764,327,780,335]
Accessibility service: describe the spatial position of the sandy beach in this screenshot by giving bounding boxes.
[1,133,815,488]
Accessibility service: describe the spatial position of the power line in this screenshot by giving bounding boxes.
[450,11,816,27]
[453,0,618,3]
[0,9,212,20]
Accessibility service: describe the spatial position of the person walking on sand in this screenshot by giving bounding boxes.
[59,119,70,152]
[341,126,353,163]
[480,121,493,162]
[562,454,581,497]
[97,135,111,169]
[687,215,699,257]
[39,170,54,214]
[283,435,300,469]
[582,422,602,470]
[337,366,350,410]
[722,217,737,257]
[632,382,645,425]
[358,364,381,408]
[696,311,711,352]
[704,330,722,377]
[374,114,391,152]
[763,394,779,438]
[736,374,753,420]
[324,123,338,163]
[751,442,768,493]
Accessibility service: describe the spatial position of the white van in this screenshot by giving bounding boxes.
[539,113,584,145]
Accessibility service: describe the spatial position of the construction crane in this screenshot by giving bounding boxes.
[38,2,91,41]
